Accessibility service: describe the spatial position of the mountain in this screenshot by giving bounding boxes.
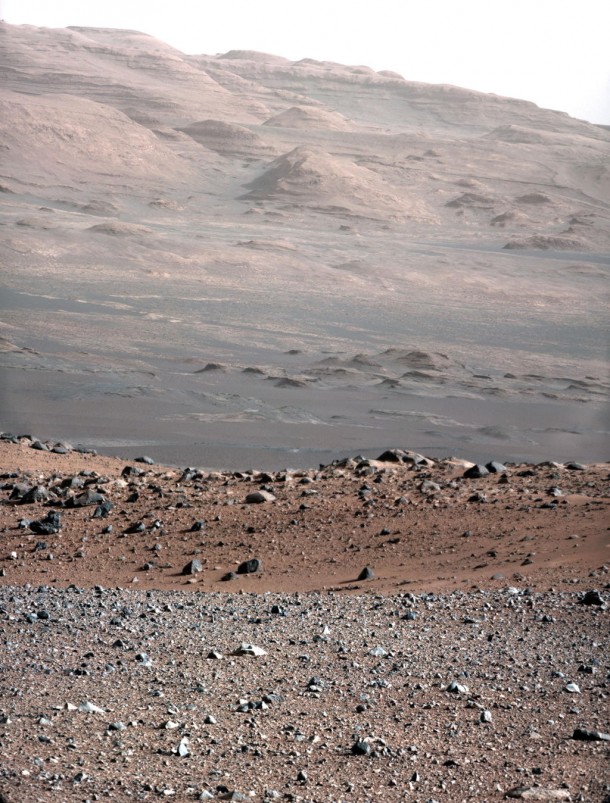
[0,22,608,468]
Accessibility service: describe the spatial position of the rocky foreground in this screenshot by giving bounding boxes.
[0,435,608,802]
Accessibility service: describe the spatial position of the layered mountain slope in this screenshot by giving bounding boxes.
[1,21,609,237]
[0,22,609,466]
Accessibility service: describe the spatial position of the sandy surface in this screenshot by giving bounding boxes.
[0,438,608,802]
[0,438,608,595]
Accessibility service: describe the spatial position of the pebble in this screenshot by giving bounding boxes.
[31,514,61,537]
[245,490,276,503]
[446,680,469,694]
[67,489,106,507]
[486,460,507,473]
[236,557,262,574]
[581,589,604,606]
[463,464,489,478]
[135,652,153,667]
[231,643,267,657]
[182,559,203,575]
[572,727,610,741]
[78,701,104,714]
[505,788,571,800]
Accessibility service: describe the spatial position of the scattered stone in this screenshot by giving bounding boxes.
[67,489,106,508]
[446,680,469,694]
[505,788,571,800]
[231,643,267,657]
[572,728,610,741]
[92,500,114,518]
[124,521,146,534]
[463,464,489,479]
[182,559,203,576]
[78,701,104,714]
[351,739,371,756]
[29,510,61,535]
[245,490,276,504]
[22,485,50,504]
[135,652,153,667]
[420,480,441,494]
[236,558,262,574]
[581,589,604,606]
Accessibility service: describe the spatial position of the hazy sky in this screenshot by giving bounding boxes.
[2,0,609,124]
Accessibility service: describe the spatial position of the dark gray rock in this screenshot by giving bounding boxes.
[135,455,155,464]
[420,480,441,494]
[245,490,276,504]
[463,464,489,479]
[67,489,106,508]
[572,728,610,741]
[92,500,114,518]
[486,460,507,473]
[351,739,371,755]
[357,566,375,581]
[182,559,203,575]
[237,558,262,574]
[377,449,404,463]
[581,589,604,606]
[121,465,144,478]
[124,521,146,534]
[30,510,61,535]
[22,485,50,504]
[10,483,31,500]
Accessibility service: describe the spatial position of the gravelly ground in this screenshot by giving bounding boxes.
[0,585,608,802]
